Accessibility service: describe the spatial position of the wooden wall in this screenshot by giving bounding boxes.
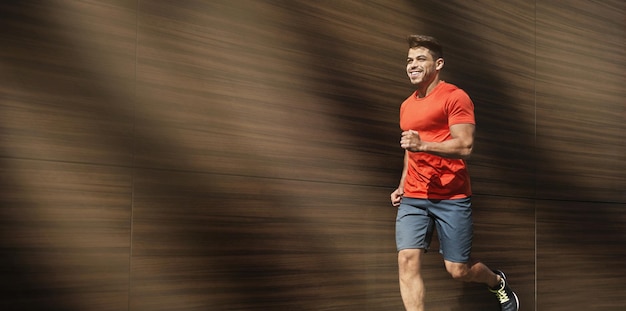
[0,1,624,310]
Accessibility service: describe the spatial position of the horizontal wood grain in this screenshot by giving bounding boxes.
[130,168,399,310]
[535,1,626,202]
[0,0,137,166]
[0,158,132,311]
[537,199,626,310]
[0,0,624,310]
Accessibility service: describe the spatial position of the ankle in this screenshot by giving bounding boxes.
[489,275,502,289]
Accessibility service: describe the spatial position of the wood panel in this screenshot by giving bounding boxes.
[130,168,398,310]
[535,1,626,202]
[0,158,132,311]
[535,2,626,310]
[131,2,409,309]
[0,1,136,310]
[537,199,626,310]
[133,0,403,187]
[0,0,137,166]
[1,1,624,310]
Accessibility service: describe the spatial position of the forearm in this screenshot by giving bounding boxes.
[391,152,409,206]
[416,138,473,159]
[401,124,475,159]
[398,150,409,188]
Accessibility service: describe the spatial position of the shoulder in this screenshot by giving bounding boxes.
[438,82,471,104]
[439,82,469,97]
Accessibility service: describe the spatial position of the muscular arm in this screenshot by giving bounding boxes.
[400,123,475,159]
[392,123,474,205]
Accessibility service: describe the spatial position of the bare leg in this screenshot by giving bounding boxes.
[444,258,500,288]
[398,249,425,311]
[445,258,520,311]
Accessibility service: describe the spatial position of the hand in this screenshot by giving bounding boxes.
[390,188,403,207]
[400,130,422,152]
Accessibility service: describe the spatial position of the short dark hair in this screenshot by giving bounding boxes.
[407,35,443,60]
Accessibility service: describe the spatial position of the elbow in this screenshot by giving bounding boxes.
[458,145,473,160]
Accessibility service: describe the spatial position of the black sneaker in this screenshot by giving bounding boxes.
[489,270,519,311]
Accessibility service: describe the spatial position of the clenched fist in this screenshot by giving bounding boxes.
[390,187,404,207]
[400,130,423,152]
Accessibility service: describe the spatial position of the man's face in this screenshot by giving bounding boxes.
[406,47,443,86]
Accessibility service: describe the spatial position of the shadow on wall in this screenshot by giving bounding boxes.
[0,1,394,310]
[405,1,626,309]
[0,2,135,310]
[1,1,625,311]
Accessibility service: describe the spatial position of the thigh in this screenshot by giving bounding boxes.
[431,197,473,263]
[396,198,435,252]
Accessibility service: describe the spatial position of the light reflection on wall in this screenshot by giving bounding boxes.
[0,1,624,310]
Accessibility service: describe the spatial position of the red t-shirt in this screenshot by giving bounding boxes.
[399,81,475,199]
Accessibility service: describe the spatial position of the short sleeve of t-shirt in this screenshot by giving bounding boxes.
[445,89,475,126]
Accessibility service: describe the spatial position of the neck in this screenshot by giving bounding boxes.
[416,77,441,98]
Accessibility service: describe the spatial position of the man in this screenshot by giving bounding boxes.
[390,35,519,311]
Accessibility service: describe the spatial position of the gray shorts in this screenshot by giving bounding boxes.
[396,197,473,263]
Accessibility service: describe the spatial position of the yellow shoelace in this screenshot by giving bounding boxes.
[492,287,510,303]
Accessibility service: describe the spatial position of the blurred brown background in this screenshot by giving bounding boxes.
[0,1,624,310]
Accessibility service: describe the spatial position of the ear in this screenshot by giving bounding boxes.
[436,58,445,70]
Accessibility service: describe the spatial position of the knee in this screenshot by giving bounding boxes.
[445,262,470,281]
[398,249,422,274]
